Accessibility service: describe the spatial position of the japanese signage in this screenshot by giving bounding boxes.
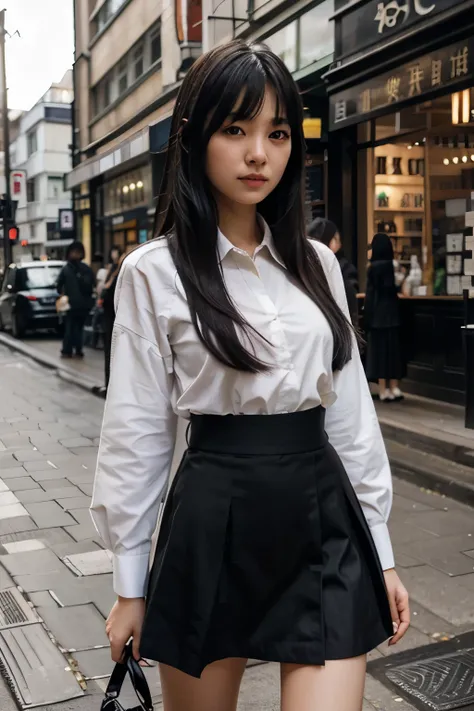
[329,38,473,129]
[336,0,465,61]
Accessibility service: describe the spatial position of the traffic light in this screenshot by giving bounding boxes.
[8,225,19,243]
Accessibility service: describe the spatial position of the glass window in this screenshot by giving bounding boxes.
[118,58,128,94]
[18,265,63,290]
[27,130,37,157]
[150,24,161,64]
[265,21,297,73]
[299,0,334,70]
[26,178,36,203]
[48,177,65,200]
[134,42,144,79]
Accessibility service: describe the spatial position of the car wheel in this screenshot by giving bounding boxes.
[12,313,25,339]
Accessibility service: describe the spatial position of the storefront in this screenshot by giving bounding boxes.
[325,0,474,404]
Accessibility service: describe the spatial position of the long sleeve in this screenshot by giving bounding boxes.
[324,252,395,571]
[90,257,178,598]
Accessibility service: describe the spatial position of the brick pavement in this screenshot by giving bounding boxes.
[1,344,474,710]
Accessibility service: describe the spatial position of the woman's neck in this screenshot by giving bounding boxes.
[217,201,262,255]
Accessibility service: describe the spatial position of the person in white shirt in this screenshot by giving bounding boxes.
[91,40,409,711]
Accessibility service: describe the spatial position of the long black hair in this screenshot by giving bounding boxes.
[370,233,394,262]
[154,40,352,372]
[307,218,338,248]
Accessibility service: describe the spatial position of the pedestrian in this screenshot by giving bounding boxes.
[91,41,409,711]
[308,218,359,325]
[57,241,94,359]
[99,246,122,389]
[364,233,405,402]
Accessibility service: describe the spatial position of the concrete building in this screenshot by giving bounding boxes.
[10,71,74,261]
[66,0,202,262]
[202,0,335,224]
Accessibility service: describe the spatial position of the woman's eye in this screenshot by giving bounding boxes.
[270,130,290,141]
[224,126,244,136]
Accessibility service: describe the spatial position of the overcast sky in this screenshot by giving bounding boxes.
[4,0,74,111]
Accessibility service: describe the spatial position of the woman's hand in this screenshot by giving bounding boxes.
[106,597,146,663]
[384,568,410,646]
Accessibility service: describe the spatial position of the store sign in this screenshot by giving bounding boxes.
[336,0,465,60]
[59,208,74,232]
[329,38,473,129]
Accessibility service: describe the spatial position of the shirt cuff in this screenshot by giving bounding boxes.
[113,552,150,598]
[369,521,395,571]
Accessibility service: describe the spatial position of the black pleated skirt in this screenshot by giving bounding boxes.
[365,327,405,382]
[140,408,394,678]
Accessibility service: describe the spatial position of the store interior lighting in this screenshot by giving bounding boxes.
[137,180,144,188]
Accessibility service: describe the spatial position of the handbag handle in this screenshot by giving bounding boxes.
[102,641,154,711]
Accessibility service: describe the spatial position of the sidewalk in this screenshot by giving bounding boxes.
[1,343,474,710]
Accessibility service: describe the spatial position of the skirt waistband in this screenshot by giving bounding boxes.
[188,407,327,455]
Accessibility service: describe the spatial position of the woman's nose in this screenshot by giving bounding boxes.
[246,137,267,165]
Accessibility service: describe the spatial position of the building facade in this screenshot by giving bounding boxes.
[325,0,474,404]
[202,0,335,223]
[66,0,202,263]
[10,71,74,261]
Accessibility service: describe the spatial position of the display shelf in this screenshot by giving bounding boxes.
[375,175,424,186]
[374,207,425,213]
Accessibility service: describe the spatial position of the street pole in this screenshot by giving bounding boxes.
[0,9,11,269]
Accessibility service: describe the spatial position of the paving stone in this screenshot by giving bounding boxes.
[28,432,57,445]
[398,532,474,576]
[35,443,69,456]
[404,509,474,537]
[392,494,433,514]
[66,472,95,485]
[50,540,101,558]
[1,548,65,576]
[14,421,40,431]
[0,527,73,547]
[388,519,438,546]
[0,565,14,589]
[23,460,61,473]
[69,508,93,526]
[0,516,38,537]
[408,599,459,638]
[7,477,41,491]
[11,449,46,462]
[78,483,94,497]
[63,550,113,577]
[364,675,417,711]
[59,437,93,448]
[31,468,74,481]
[29,591,60,607]
[0,434,33,448]
[400,565,474,626]
[65,522,98,542]
[15,488,56,504]
[37,603,108,650]
[24,501,77,528]
[37,479,78,491]
[13,568,77,592]
[73,648,114,679]
[0,503,29,519]
[57,496,92,510]
[0,466,28,478]
[79,428,101,440]
[0,452,21,467]
[3,539,46,553]
[0,479,8,492]
[0,491,20,506]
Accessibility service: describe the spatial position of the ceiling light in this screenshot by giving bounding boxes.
[130,183,136,191]
[453,156,459,164]
[443,158,450,165]
[136,180,143,189]
[414,142,419,146]
[122,185,129,194]
[471,155,474,162]
[407,145,412,150]
[462,156,468,163]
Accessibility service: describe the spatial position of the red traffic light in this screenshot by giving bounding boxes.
[8,226,19,242]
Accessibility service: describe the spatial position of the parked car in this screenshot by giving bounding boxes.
[0,261,65,338]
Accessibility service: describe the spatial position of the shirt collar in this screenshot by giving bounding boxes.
[217,217,286,269]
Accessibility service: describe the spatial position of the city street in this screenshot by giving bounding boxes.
[1,343,474,710]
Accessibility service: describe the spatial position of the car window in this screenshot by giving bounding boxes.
[17,265,63,290]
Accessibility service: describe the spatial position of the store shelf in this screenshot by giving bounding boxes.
[374,207,424,213]
[375,175,424,185]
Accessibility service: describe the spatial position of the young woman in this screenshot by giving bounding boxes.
[307,218,359,326]
[364,233,404,402]
[91,41,409,711]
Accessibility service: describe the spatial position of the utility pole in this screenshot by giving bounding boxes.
[0,9,11,269]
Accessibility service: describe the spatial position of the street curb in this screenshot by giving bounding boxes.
[0,333,104,398]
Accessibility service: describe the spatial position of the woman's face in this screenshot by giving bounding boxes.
[205,85,292,209]
[329,232,342,254]
[111,249,120,264]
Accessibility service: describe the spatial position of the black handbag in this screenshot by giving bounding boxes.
[101,642,154,711]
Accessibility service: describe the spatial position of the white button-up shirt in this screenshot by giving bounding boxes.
[91,222,395,598]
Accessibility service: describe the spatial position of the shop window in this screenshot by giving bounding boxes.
[48,176,65,200]
[26,178,36,203]
[265,21,297,73]
[299,1,334,70]
[27,130,37,157]
[150,23,162,64]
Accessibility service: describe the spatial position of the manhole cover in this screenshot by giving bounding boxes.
[0,588,38,628]
[368,632,474,711]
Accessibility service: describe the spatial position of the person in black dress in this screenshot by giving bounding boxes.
[308,218,359,326]
[364,233,404,402]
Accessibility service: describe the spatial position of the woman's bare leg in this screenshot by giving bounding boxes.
[159,658,247,711]
[280,656,367,711]
[378,379,387,397]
